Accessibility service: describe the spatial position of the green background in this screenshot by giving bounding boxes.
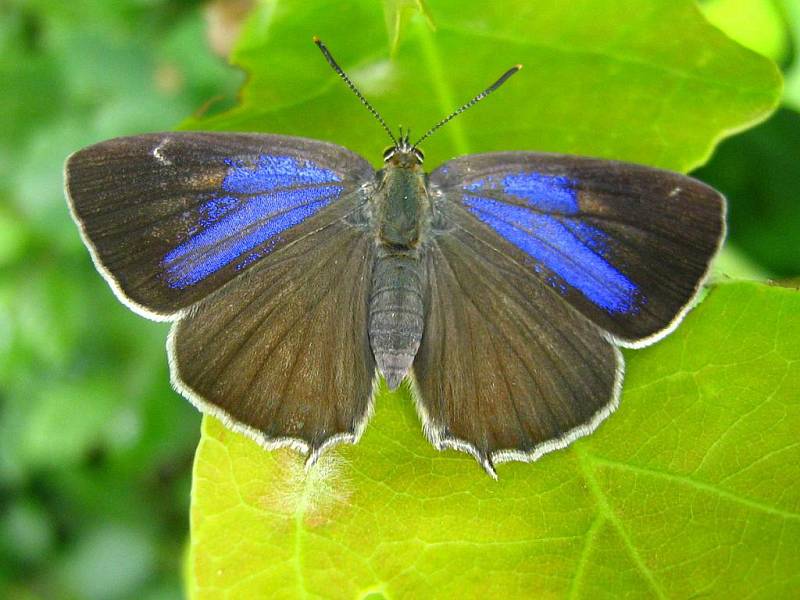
[0,0,798,598]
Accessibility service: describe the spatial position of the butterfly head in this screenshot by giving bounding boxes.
[383,131,425,167]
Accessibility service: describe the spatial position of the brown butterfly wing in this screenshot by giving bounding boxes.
[65,132,374,319]
[169,219,376,460]
[413,226,622,477]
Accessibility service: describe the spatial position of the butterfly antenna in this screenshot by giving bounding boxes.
[314,37,398,147]
[412,64,522,149]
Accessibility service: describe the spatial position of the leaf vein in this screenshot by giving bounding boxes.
[589,454,800,522]
[576,448,668,599]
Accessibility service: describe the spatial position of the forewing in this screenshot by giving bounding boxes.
[413,228,622,476]
[65,132,374,320]
[169,219,376,458]
[429,153,725,345]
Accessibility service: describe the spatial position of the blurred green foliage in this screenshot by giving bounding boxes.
[0,1,241,598]
[697,107,800,277]
[0,0,798,599]
[697,0,800,277]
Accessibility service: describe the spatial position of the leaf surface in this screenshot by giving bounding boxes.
[699,0,789,61]
[185,2,792,597]
[189,282,800,598]
[183,0,781,171]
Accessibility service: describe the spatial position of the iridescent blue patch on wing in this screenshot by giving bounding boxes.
[463,171,643,314]
[162,154,343,289]
[199,196,238,228]
[222,155,341,194]
[465,172,578,213]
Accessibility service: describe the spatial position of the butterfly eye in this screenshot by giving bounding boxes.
[383,146,396,161]
[413,148,425,163]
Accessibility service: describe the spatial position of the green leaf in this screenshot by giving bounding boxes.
[184,2,791,596]
[188,282,799,597]
[780,0,800,109]
[383,0,435,55]
[183,0,781,172]
[698,0,790,62]
[712,245,770,281]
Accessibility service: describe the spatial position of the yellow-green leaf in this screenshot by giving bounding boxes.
[189,282,800,598]
[699,0,790,62]
[185,2,790,597]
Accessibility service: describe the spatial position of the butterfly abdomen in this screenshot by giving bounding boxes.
[368,246,425,390]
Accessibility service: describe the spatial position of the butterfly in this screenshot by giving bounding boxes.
[64,39,725,478]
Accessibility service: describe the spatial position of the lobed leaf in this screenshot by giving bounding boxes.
[186,2,793,597]
[189,282,800,598]
[183,0,782,171]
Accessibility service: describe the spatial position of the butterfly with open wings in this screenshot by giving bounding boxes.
[64,39,724,478]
